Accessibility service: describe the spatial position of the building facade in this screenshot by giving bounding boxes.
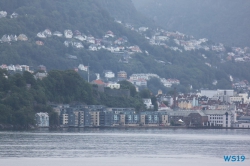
[35,112,49,127]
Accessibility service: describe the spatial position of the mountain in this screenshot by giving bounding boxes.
[0,0,249,93]
[132,0,250,47]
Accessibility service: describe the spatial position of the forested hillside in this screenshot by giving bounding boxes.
[0,69,146,127]
[132,0,250,47]
[0,0,249,93]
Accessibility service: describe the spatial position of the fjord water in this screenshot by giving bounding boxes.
[0,129,249,166]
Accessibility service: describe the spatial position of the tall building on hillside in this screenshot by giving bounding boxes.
[117,71,127,80]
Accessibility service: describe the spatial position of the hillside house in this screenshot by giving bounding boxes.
[104,71,115,79]
[17,34,28,41]
[74,35,86,41]
[34,72,47,80]
[53,31,63,37]
[117,71,127,80]
[37,32,46,38]
[73,42,84,48]
[0,11,7,18]
[89,44,98,51]
[44,29,52,37]
[10,12,18,18]
[21,65,30,71]
[64,30,73,38]
[10,35,17,41]
[129,46,142,53]
[1,35,11,42]
[106,83,120,89]
[87,36,95,44]
[104,31,115,38]
[78,64,88,71]
[143,98,154,109]
[15,65,22,71]
[8,65,16,71]
[130,78,147,87]
[38,65,46,71]
[36,41,44,46]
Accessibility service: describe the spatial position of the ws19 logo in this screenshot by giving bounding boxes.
[224,155,245,162]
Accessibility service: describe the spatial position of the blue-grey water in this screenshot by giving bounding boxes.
[0,128,249,166]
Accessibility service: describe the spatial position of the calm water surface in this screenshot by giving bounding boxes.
[0,128,249,166]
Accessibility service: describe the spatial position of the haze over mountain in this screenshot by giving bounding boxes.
[132,0,250,47]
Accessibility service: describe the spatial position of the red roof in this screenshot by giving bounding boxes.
[159,103,167,108]
[93,79,105,85]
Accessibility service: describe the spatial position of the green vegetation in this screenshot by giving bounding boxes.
[0,69,148,127]
[0,0,249,95]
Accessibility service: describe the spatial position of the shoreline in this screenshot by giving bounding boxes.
[0,126,250,132]
[1,124,249,131]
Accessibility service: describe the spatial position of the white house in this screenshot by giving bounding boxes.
[35,112,49,127]
[10,12,18,18]
[131,78,147,87]
[53,31,63,37]
[143,98,154,109]
[0,11,7,18]
[43,29,52,37]
[73,42,84,48]
[89,44,98,51]
[15,65,22,71]
[106,83,120,89]
[21,65,30,71]
[64,30,73,38]
[74,35,86,41]
[37,32,46,38]
[87,36,95,44]
[1,35,11,42]
[203,110,236,127]
[8,65,16,71]
[105,71,115,78]
[78,64,88,71]
[10,35,17,41]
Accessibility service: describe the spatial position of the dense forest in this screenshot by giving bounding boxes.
[0,69,150,127]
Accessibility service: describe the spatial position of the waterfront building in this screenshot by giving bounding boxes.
[35,112,49,127]
[158,111,169,126]
[140,111,159,126]
[100,110,114,127]
[124,110,140,126]
[166,110,208,127]
[203,110,236,127]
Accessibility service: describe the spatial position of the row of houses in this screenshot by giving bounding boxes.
[37,103,250,128]
[35,28,142,54]
[0,64,31,72]
[0,34,28,43]
[52,104,167,127]
[93,71,180,88]
[0,64,46,73]
[122,21,250,64]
